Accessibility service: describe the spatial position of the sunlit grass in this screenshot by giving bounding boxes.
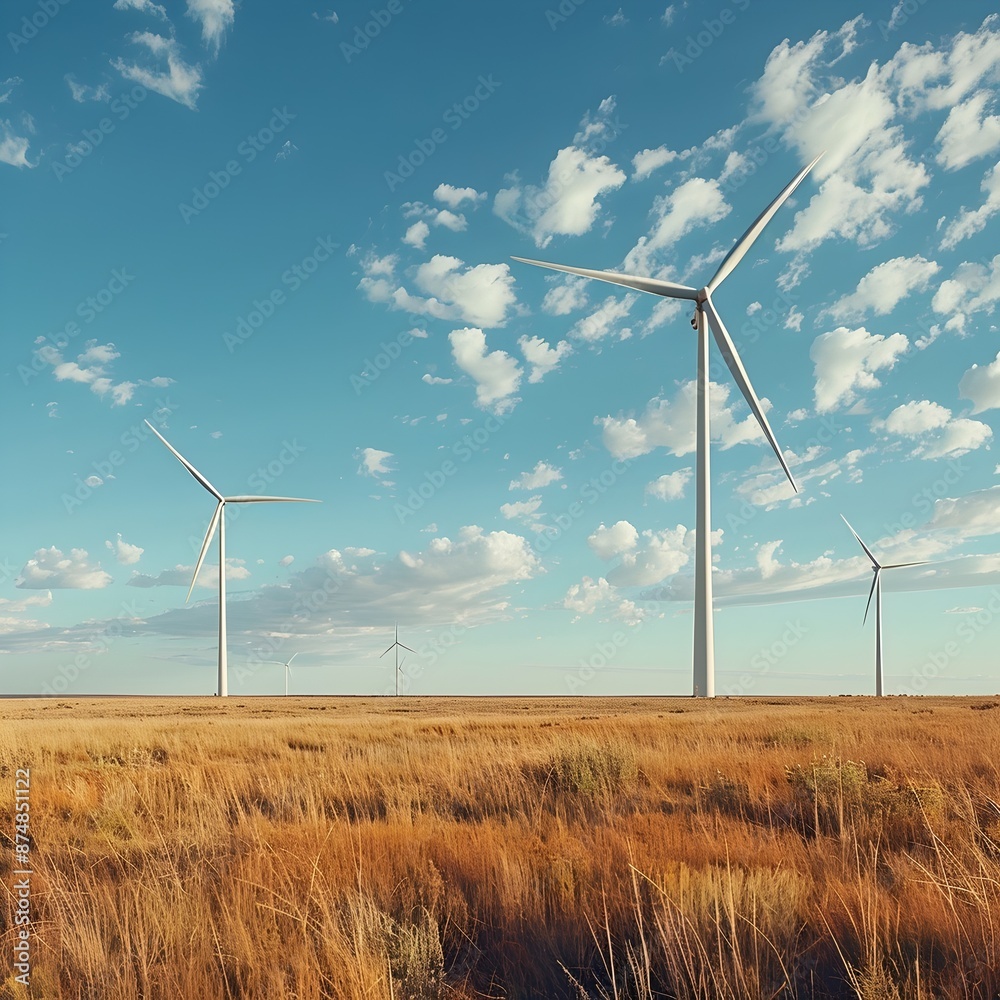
[0,696,998,998]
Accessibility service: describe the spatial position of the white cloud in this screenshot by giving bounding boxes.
[433,183,486,209]
[0,120,31,168]
[422,373,453,386]
[500,497,543,522]
[403,220,429,249]
[624,176,730,274]
[607,526,692,587]
[186,0,235,52]
[65,75,111,102]
[112,32,203,109]
[564,576,615,617]
[106,534,144,565]
[631,145,680,180]
[932,253,1000,334]
[34,340,138,407]
[357,448,394,478]
[646,468,692,501]
[518,335,572,383]
[279,555,295,567]
[588,521,638,560]
[810,326,908,413]
[826,255,940,321]
[935,91,1000,170]
[510,461,562,490]
[16,547,113,590]
[541,276,589,316]
[569,293,637,343]
[736,446,867,510]
[598,380,773,460]
[960,352,1000,413]
[113,0,168,17]
[449,327,522,412]
[386,255,518,328]
[873,400,992,460]
[939,161,1000,250]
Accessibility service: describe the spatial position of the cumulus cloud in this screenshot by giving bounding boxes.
[434,183,486,209]
[500,497,543,523]
[449,327,522,412]
[645,468,692,501]
[569,293,637,342]
[518,335,572,382]
[826,255,940,321]
[509,460,562,490]
[362,253,518,329]
[33,340,138,406]
[494,99,626,247]
[113,0,168,18]
[872,400,992,460]
[960,351,1000,413]
[0,120,32,168]
[128,559,250,589]
[588,521,638,560]
[106,534,144,565]
[597,380,775,460]
[541,276,589,316]
[939,161,1000,250]
[935,91,1000,170]
[810,326,908,413]
[16,547,113,590]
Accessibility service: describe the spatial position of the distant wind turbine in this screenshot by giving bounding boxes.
[380,624,415,696]
[145,420,320,697]
[841,515,927,697]
[262,652,298,696]
[513,153,824,697]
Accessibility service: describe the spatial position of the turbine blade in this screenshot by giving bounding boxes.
[883,561,929,570]
[379,645,394,658]
[225,496,321,504]
[287,653,298,665]
[511,257,699,300]
[840,515,880,568]
[144,420,224,502]
[703,296,797,491]
[863,568,880,626]
[399,643,416,653]
[188,502,223,603]
[707,152,824,294]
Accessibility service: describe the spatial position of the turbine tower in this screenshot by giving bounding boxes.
[841,515,927,697]
[146,420,320,697]
[513,154,823,697]
[380,623,415,696]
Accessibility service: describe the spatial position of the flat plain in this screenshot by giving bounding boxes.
[1,695,999,999]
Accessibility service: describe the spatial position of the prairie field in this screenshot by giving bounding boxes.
[1,695,999,999]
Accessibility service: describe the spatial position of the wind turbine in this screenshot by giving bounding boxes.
[145,420,320,697]
[380,624,415,696]
[841,515,927,697]
[262,652,298,696]
[512,153,823,697]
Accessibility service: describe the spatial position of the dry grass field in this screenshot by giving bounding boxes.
[1,695,999,999]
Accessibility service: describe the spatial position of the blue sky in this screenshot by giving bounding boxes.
[3,0,1000,697]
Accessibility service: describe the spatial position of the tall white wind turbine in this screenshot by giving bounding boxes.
[380,623,415,696]
[513,154,823,697]
[145,420,320,697]
[263,652,298,696]
[841,515,927,697]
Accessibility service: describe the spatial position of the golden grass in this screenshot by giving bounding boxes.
[0,696,998,998]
